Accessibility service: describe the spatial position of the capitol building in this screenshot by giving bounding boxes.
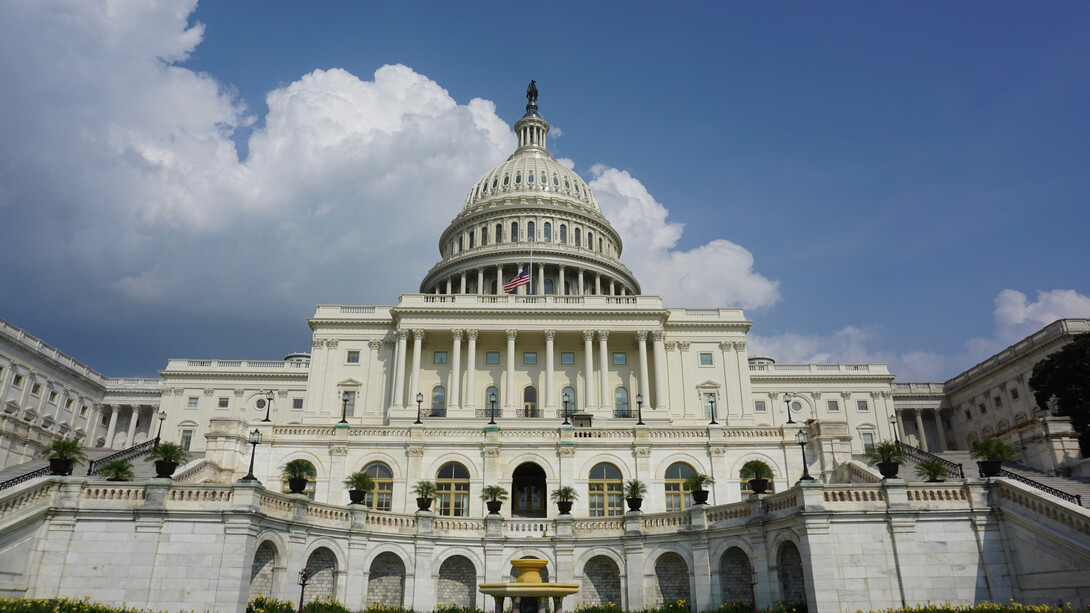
[0,88,1088,613]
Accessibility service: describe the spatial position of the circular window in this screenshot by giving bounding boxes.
[791,401,802,412]
[256,399,267,409]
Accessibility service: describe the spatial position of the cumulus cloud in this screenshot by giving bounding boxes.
[588,166,780,308]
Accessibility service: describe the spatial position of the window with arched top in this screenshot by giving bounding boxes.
[740,460,775,495]
[511,221,519,242]
[482,226,489,245]
[575,228,581,247]
[468,231,475,249]
[967,432,979,444]
[522,386,538,418]
[436,462,470,516]
[588,463,623,517]
[982,427,994,437]
[544,222,551,241]
[503,175,509,186]
[496,223,503,243]
[457,237,463,253]
[664,462,695,511]
[997,420,1010,431]
[363,462,393,511]
[614,387,630,418]
[485,386,500,414]
[587,231,593,249]
[1014,413,1027,423]
[561,387,576,416]
[528,171,534,184]
[527,221,535,242]
[281,460,317,500]
[431,386,446,417]
[560,225,567,243]
[544,279,553,295]
[599,237,603,252]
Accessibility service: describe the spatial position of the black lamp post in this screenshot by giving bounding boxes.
[414,392,424,424]
[562,396,571,425]
[339,391,350,424]
[708,396,718,425]
[784,392,796,425]
[889,414,900,442]
[262,390,273,422]
[488,391,497,425]
[795,429,814,483]
[297,568,309,613]
[239,429,262,482]
[635,393,645,425]
[154,410,166,446]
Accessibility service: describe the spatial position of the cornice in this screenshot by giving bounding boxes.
[749,373,895,384]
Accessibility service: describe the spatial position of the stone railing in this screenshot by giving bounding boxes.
[640,510,690,532]
[174,459,225,484]
[572,516,626,535]
[0,479,57,523]
[749,363,889,375]
[0,317,106,383]
[836,460,883,483]
[165,359,310,370]
[992,478,1090,538]
[433,517,484,533]
[504,518,553,537]
[820,485,886,506]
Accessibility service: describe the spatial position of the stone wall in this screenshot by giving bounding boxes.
[366,552,405,607]
[581,556,621,606]
[248,541,278,601]
[652,552,689,606]
[437,556,476,607]
[777,543,805,605]
[719,547,752,604]
[305,548,337,602]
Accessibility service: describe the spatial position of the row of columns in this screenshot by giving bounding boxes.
[437,263,629,297]
[390,328,668,413]
[100,404,155,449]
[896,408,948,452]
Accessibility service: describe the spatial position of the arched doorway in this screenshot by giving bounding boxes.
[581,556,621,606]
[511,463,546,517]
[248,541,278,601]
[778,542,805,606]
[653,552,690,606]
[719,547,753,605]
[366,552,406,607]
[437,555,476,607]
[304,547,337,603]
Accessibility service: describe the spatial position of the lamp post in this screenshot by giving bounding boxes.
[154,410,166,446]
[414,392,424,424]
[562,396,571,425]
[795,429,814,483]
[708,396,718,425]
[636,393,645,425]
[783,392,796,425]
[262,390,273,422]
[488,390,497,425]
[339,391,350,424]
[239,429,262,482]
[297,568,309,613]
[889,414,900,442]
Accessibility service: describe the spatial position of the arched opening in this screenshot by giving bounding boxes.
[719,547,753,606]
[248,541,278,602]
[740,460,775,495]
[561,387,576,417]
[653,552,690,606]
[511,221,519,242]
[437,462,470,516]
[544,278,554,295]
[575,228,581,247]
[522,386,538,418]
[511,462,546,517]
[431,386,446,417]
[777,541,805,606]
[304,547,337,603]
[366,552,406,607]
[281,460,316,500]
[544,222,552,241]
[614,387,629,418]
[485,385,500,418]
[560,225,567,244]
[437,556,476,608]
[528,221,536,242]
[496,223,503,243]
[664,462,695,511]
[363,462,393,511]
[580,556,621,607]
[588,463,623,516]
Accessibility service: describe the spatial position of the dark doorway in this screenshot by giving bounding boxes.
[512,463,546,517]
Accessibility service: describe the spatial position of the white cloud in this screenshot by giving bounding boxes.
[588,166,780,309]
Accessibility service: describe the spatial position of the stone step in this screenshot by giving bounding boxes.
[908,450,1090,508]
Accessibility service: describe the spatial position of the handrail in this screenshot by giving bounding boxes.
[86,437,159,476]
[0,467,50,491]
[992,467,1083,507]
[896,441,965,479]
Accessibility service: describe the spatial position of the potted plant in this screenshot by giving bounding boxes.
[99,459,134,482]
[624,479,647,512]
[480,485,509,514]
[281,459,316,494]
[864,441,907,479]
[412,480,437,511]
[684,473,715,505]
[970,439,1013,478]
[550,486,578,514]
[41,437,87,476]
[740,460,774,494]
[343,471,375,505]
[145,442,190,479]
[914,458,950,483]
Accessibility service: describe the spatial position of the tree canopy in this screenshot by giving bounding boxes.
[1030,332,1090,455]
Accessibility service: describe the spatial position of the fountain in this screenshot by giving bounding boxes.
[478,558,580,613]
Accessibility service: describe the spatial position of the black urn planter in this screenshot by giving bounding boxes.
[348,489,367,505]
[416,496,433,511]
[48,458,74,476]
[154,460,178,479]
[287,477,308,494]
[691,489,710,505]
[749,478,769,494]
[877,462,901,479]
[626,497,643,512]
[978,460,1003,478]
[486,500,503,514]
[556,500,573,515]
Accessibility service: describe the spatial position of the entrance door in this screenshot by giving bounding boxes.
[511,463,546,517]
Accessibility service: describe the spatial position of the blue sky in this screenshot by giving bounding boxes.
[0,1,1088,380]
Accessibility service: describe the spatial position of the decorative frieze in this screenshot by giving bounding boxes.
[234,389,245,397]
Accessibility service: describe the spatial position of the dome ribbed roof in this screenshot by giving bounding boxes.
[462,150,600,213]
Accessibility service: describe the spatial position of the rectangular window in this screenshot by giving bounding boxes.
[65,399,74,410]
[699,352,713,366]
[994,395,1002,406]
[80,405,88,417]
[433,351,447,364]
[612,352,627,365]
[485,351,500,365]
[1010,387,1020,400]
[560,352,575,365]
[857,400,869,411]
[31,383,41,396]
[754,400,766,412]
[293,398,304,410]
[978,404,986,415]
[861,432,875,453]
[180,429,194,451]
[12,374,23,388]
[346,350,360,364]
[218,397,229,408]
[965,409,972,421]
[827,400,840,412]
[49,391,58,403]
[187,396,198,408]
[703,393,717,419]
[523,352,537,365]
[343,391,355,417]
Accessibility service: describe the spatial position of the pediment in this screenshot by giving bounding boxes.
[337,378,364,388]
[695,380,720,389]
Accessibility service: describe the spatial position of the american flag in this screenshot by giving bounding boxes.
[503,267,530,293]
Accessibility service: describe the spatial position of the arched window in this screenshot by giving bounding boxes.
[503,175,509,186]
[515,173,522,184]
[511,221,519,242]
[560,225,567,243]
[544,222,552,241]
[740,460,775,495]
[522,386,538,418]
[614,387,630,418]
[588,463,623,517]
[997,420,1010,432]
[482,226,489,245]
[528,221,535,242]
[561,387,576,417]
[575,228,581,247]
[496,223,503,243]
[967,433,979,444]
[468,231,475,249]
[363,462,393,511]
[528,171,534,184]
[281,460,317,500]
[457,237,463,253]
[436,462,470,516]
[664,462,695,511]
[599,237,603,252]
[544,279,553,295]
[587,232,593,250]
[431,386,446,417]
[485,386,500,417]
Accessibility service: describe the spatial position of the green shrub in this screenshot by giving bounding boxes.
[301,595,351,613]
[247,595,295,613]
[432,605,487,613]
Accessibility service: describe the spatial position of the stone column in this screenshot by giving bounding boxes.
[652,331,667,411]
[460,273,466,294]
[104,405,119,448]
[559,266,566,295]
[124,406,140,448]
[637,331,651,409]
[496,264,503,295]
[598,330,610,412]
[465,330,478,410]
[914,409,928,451]
[477,268,485,295]
[409,329,424,408]
[445,277,452,294]
[595,273,602,295]
[545,330,556,412]
[505,329,517,411]
[393,330,409,409]
[934,409,948,452]
[578,269,584,296]
[65,390,80,428]
[609,279,615,296]
[582,330,595,411]
[538,264,545,296]
[515,262,525,296]
[450,330,462,412]
[86,403,101,446]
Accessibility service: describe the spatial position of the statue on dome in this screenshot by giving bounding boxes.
[526,80,538,105]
